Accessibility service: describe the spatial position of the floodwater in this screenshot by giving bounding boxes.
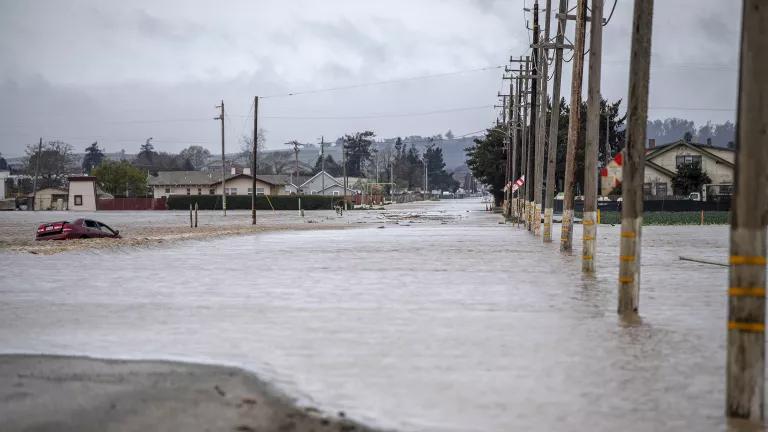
[0,198,751,431]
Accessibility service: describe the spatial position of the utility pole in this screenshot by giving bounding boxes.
[214,101,226,216]
[543,0,569,242]
[31,137,42,211]
[514,65,524,221]
[342,142,348,210]
[285,140,302,185]
[618,0,653,314]
[495,92,510,216]
[503,68,516,219]
[560,0,587,252]
[520,57,531,227]
[527,4,539,233]
[582,0,603,272]
[726,0,767,420]
[533,0,552,237]
[320,136,325,195]
[252,96,259,225]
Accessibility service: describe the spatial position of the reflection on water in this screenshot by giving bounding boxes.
[0,199,744,431]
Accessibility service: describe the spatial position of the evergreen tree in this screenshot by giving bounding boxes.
[312,154,342,176]
[82,142,105,174]
[341,131,375,177]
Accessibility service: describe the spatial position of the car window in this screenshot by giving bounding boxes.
[98,223,116,234]
[84,220,99,228]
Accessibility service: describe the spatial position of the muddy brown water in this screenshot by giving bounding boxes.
[0,199,755,431]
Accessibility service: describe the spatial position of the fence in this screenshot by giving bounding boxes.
[96,197,167,211]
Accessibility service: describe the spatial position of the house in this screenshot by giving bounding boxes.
[68,176,98,211]
[297,171,347,196]
[29,188,69,210]
[148,169,295,198]
[600,138,735,197]
[0,170,8,200]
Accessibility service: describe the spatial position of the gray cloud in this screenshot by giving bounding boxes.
[0,0,742,157]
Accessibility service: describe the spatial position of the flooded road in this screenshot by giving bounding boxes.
[0,199,744,431]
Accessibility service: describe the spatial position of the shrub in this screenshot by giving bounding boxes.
[167,195,344,210]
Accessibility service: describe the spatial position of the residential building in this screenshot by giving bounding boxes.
[600,138,735,197]
[0,170,8,200]
[148,169,295,198]
[29,188,69,210]
[68,176,98,211]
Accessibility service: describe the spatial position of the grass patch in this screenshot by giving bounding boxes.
[591,211,729,225]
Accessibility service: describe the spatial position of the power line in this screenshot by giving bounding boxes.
[260,65,504,99]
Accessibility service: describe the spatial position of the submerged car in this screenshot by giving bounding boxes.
[35,219,121,241]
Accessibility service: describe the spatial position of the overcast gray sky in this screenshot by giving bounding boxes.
[0,0,741,157]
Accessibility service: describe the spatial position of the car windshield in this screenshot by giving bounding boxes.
[98,223,116,235]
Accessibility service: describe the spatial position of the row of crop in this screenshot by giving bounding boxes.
[587,211,730,225]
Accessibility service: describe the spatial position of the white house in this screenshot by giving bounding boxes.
[148,169,295,198]
[0,170,8,200]
[600,139,735,197]
[68,176,98,211]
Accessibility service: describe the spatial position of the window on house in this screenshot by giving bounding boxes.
[643,183,653,196]
[209,188,215,195]
[676,155,702,168]
[655,183,667,196]
[186,188,191,195]
[74,195,83,206]
[256,187,265,195]
[719,184,733,195]
[332,190,340,196]
[197,188,202,195]
[164,187,171,194]
[225,188,238,195]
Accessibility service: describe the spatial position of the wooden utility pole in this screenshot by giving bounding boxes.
[559,0,586,252]
[527,4,539,233]
[252,96,259,225]
[214,101,226,216]
[520,57,531,227]
[533,0,552,237]
[726,0,768,420]
[504,69,517,218]
[342,142,348,210]
[617,0,653,313]
[543,0,569,242]
[31,137,42,211]
[582,0,603,272]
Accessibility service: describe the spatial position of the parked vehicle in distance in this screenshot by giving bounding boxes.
[35,219,121,241]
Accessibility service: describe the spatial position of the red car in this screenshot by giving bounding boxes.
[35,219,121,241]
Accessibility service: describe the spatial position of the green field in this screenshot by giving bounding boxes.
[589,211,730,225]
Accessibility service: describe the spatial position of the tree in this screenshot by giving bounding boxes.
[239,129,267,168]
[554,97,627,196]
[671,163,711,196]
[424,145,459,192]
[180,145,211,170]
[445,130,455,140]
[82,142,105,174]
[312,154,342,176]
[0,152,8,171]
[24,140,75,189]
[92,160,148,197]
[465,127,506,204]
[341,131,375,177]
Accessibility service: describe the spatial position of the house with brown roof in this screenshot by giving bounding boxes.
[148,169,297,198]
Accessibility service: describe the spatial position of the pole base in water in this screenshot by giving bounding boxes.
[582,211,597,273]
[560,209,574,252]
[543,207,553,242]
[618,216,642,314]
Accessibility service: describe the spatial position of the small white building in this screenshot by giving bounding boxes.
[68,176,98,211]
[0,170,9,200]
